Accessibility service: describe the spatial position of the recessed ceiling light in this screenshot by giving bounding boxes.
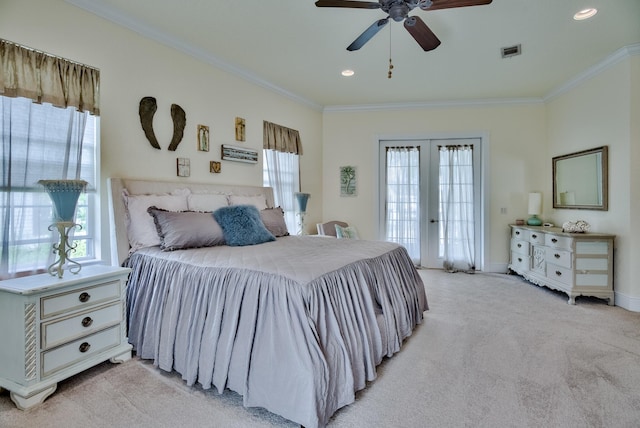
[341,69,355,77]
[574,8,597,20]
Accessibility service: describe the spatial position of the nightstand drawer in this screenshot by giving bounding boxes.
[41,326,121,378]
[41,302,122,350]
[41,280,121,319]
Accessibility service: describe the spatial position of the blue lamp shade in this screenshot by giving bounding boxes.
[39,179,88,222]
[295,192,310,213]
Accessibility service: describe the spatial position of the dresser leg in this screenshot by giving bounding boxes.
[9,384,57,410]
[110,349,132,364]
[567,295,576,305]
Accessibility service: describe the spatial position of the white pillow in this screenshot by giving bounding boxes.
[123,190,189,251]
[187,193,229,212]
[229,194,268,211]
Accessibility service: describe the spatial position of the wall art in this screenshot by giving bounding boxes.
[197,124,209,151]
[176,157,190,177]
[138,96,186,151]
[221,144,258,164]
[340,166,357,197]
[235,117,246,142]
[210,161,221,173]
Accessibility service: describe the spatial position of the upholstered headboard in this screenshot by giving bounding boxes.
[107,177,275,266]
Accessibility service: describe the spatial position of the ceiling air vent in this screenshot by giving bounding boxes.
[501,44,522,58]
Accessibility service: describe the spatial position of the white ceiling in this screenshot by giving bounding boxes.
[67,0,640,109]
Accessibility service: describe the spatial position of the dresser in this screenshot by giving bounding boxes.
[0,265,132,410]
[508,225,615,305]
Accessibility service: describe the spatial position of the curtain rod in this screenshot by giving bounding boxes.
[1,38,99,72]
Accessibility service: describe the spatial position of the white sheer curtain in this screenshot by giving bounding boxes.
[0,96,94,277]
[263,149,299,233]
[439,145,475,272]
[385,146,420,262]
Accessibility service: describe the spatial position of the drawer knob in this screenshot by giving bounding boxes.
[532,234,537,239]
[515,231,520,235]
[81,317,93,328]
[518,257,522,262]
[79,342,91,353]
[79,292,91,303]
[555,270,562,277]
[552,238,558,243]
[517,243,522,248]
[554,253,560,259]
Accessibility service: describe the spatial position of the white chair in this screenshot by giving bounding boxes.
[316,220,348,237]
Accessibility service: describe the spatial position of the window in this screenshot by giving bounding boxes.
[263,149,300,233]
[0,96,99,278]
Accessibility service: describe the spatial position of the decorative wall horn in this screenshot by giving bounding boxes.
[138,96,186,151]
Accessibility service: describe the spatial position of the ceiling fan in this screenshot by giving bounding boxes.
[315,0,492,52]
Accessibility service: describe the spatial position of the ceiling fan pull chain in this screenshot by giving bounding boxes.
[388,24,394,79]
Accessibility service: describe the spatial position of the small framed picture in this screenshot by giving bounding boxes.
[340,166,357,197]
[210,161,221,173]
[197,124,209,152]
[235,117,245,142]
[177,157,190,177]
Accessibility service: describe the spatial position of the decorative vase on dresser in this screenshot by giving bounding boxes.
[508,224,615,305]
[0,265,132,410]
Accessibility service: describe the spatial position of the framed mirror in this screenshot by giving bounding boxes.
[553,146,608,210]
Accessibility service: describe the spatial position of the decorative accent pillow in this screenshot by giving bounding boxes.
[335,224,359,239]
[229,194,268,211]
[123,190,189,251]
[147,207,225,251]
[260,207,289,237]
[187,193,229,212]
[213,205,276,246]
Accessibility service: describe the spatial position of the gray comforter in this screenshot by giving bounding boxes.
[125,236,427,428]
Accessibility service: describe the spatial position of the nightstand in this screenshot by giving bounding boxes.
[0,265,132,410]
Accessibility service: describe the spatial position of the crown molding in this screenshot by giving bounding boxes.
[323,97,544,113]
[543,43,640,103]
[65,0,323,112]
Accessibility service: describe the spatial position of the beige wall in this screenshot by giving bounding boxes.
[0,0,323,264]
[547,56,638,309]
[322,104,547,272]
[2,1,638,308]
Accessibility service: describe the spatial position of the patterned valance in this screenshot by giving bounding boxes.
[0,39,100,115]
[263,121,303,155]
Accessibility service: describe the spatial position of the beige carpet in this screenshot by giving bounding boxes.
[2,270,640,427]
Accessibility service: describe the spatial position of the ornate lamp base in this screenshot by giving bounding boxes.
[48,221,83,278]
[297,211,307,236]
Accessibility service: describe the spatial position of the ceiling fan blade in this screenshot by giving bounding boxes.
[404,16,441,51]
[420,0,492,11]
[315,0,381,9]
[347,18,389,51]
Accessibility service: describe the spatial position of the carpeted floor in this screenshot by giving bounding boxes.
[2,269,640,427]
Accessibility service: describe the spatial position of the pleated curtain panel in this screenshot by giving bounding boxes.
[0,38,100,115]
[263,121,303,155]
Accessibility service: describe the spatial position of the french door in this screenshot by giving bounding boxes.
[379,138,482,269]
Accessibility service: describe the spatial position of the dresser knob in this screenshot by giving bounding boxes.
[79,342,91,353]
[81,317,93,328]
[532,234,537,239]
[515,231,520,235]
[555,271,562,276]
[552,238,558,243]
[518,257,522,262]
[517,243,522,248]
[78,292,90,303]
[554,253,560,259]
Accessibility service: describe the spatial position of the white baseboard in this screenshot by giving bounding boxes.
[613,291,640,312]
[483,263,509,273]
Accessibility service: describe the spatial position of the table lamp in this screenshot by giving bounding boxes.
[527,192,543,226]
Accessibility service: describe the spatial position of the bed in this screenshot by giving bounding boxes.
[108,177,428,428]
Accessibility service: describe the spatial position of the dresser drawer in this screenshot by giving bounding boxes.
[510,252,530,271]
[41,326,121,378]
[547,265,572,285]
[511,239,529,255]
[545,247,572,269]
[512,228,528,240]
[41,280,121,319]
[41,302,122,350]
[528,231,545,245]
[545,234,572,250]
[576,257,608,271]
[576,241,609,255]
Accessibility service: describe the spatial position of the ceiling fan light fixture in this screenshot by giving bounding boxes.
[573,8,597,20]
[341,69,355,77]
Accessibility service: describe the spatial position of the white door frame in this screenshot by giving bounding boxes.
[374,132,490,271]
